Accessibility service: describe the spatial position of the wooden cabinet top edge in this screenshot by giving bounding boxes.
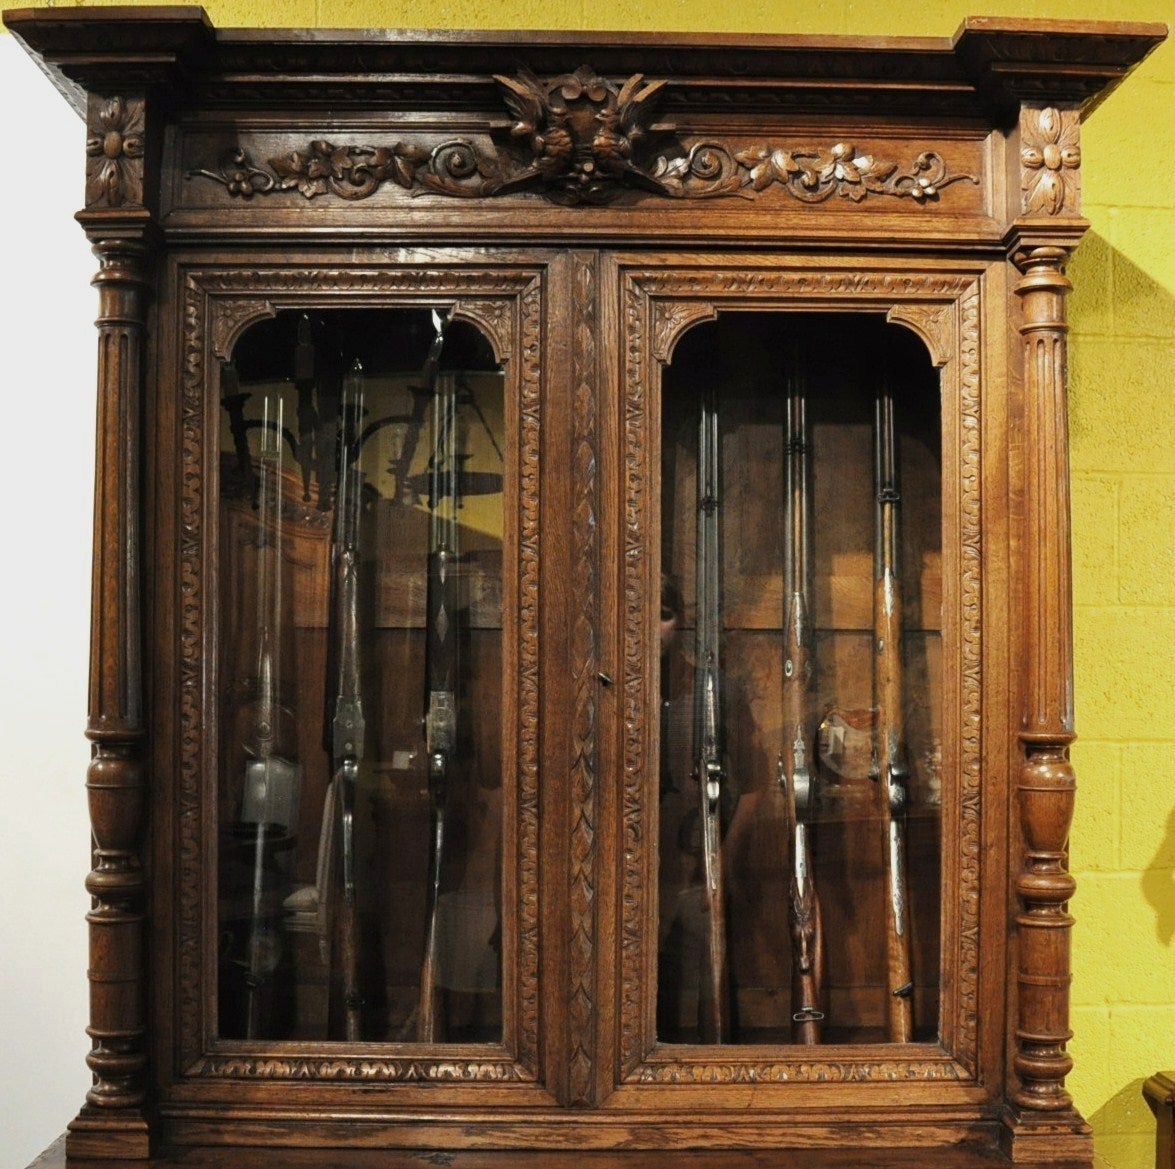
[2,8,1165,127]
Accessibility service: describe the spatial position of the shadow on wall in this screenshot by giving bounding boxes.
[1143,807,1175,946]
[1067,230,1174,1169]
[1090,1080,1160,1169]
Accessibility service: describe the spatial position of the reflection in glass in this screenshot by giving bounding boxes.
[657,313,942,1046]
[217,308,505,1044]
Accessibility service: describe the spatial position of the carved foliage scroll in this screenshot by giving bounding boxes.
[188,66,977,208]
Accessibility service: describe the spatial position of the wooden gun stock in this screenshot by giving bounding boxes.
[873,386,915,1043]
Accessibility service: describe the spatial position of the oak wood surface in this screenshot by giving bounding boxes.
[28,1134,1098,1169]
[3,8,1166,1166]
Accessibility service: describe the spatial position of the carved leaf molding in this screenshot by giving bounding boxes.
[188,68,977,208]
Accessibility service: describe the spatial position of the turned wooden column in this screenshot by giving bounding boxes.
[1002,100,1094,1152]
[67,90,155,1162]
[1011,240,1079,1114]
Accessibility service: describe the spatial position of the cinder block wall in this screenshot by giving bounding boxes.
[8,2,1174,1167]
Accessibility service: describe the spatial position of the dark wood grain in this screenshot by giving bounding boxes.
[3,9,1165,1167]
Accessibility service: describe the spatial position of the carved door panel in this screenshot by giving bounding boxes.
[599,255,999,1105]
[160,259,557,1105]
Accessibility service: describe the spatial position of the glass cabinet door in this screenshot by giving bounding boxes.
[215,307,505,1044]
[657,312,942,1046]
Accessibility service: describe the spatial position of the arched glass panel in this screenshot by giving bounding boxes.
[657,312,942,1046]
[216,308,504,1044]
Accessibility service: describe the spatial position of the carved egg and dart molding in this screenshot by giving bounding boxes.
[190,65,979,207]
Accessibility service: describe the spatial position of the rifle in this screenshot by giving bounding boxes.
[873,384,915,1043]
[240,394,302,1039]
[327,360,366,1041]
[693,382,730,1044]
[419,333,459,1043]
[777,381,825,1045]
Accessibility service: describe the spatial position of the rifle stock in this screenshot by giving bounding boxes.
[779,384,825,1045]
[873,386,915,1043]
[694,383,730,1044]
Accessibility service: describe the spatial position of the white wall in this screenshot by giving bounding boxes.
[0,34,99,1168]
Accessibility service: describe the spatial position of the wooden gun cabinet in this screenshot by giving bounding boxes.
[4,8,1166,1166]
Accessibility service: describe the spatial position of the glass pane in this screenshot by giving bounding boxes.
[657,313,942,1046]
[216,308,505,1044]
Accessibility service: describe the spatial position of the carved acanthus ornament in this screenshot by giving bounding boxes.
[189,67,977,207]
[1021,107,1081,217]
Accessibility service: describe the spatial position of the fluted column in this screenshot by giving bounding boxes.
[1011,241,1079,1114]
[67,90,155,1162]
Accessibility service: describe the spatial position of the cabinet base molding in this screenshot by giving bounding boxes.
[32,1134,1093,1169]
[65,1113,153,1162]
[999,1110,1094,1165]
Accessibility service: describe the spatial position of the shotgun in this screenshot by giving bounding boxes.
[873,384,915,1043]
[693,382,731,1044]
[327,360,366,1041]
[419,312,457,1043]
[777,381,825,1044]
[240,394,302,1039]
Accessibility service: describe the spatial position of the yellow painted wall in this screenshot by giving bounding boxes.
[12,2,1175,1167]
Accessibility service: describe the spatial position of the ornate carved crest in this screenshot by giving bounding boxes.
[189,67,978,208]
[495,66,667,204]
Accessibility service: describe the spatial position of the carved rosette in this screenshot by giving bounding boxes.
[86,96,145,208]
[1012,245,1080,1113]
[1021,107,1082,218]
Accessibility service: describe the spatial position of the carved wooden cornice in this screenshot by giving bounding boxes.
[5,10,1165,124]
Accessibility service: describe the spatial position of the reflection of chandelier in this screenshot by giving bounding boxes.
[219,310,504,520]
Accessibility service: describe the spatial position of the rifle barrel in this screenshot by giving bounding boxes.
[329,362,366,1042]
[419,341,458,1043]
[780,381,825,1045]
[873,387,915,1044]
[694,384,730,1044]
